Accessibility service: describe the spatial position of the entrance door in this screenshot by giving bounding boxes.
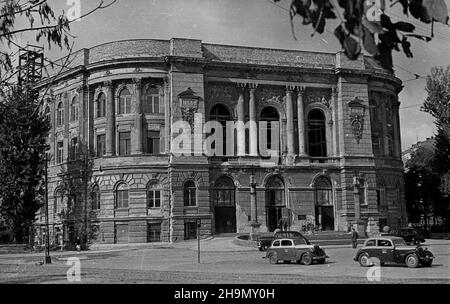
[315,205,334,231]
[267,207,283,232]
[321,206,334,231]
[115,224,129,244]
[215,206,236,234]
[213,176,236,234]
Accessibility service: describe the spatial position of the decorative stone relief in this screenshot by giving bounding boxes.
[208,84,236,102]
[257,86,285,104]
[350,113,365,143]
[348,97,366,144]
[305,88,332,108]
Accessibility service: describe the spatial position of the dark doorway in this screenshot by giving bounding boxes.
[314,177,334,231]
[265,176,285,232]
[215,207,236,234]
[213,176,236,234]
[315,205,334,231]
[184,221,197,240]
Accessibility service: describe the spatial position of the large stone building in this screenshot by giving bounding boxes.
[34,38,406,244]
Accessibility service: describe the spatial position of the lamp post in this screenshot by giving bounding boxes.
[44,153,51,264]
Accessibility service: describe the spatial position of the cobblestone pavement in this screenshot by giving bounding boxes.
[0,239,449,284]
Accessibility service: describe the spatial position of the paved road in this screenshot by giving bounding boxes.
[0,239,449,283]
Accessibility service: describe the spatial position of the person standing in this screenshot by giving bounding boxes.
[351,227,359,249]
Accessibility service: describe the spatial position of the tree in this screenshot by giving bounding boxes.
[57,141,98,249]
[0,0,115,244]
[0,0,117,90]
[423,65,450,226]
[0,86,50,243]
[279,0,449,71]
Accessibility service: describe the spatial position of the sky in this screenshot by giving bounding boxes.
[10,0,450,150]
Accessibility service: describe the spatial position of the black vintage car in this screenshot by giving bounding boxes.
[257,231,308,251]
[265,238,328,265]
[397,227,426,245]
[354,236,434,268]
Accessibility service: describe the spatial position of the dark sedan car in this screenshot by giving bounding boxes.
[265,238,328,265]
[354,236,434,268]
[397,227,426,245]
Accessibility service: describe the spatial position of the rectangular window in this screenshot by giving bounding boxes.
[96,134,106,157]
[119,131,131,156]
[116,190,129,208]
[144,95,160,114]
[147,190,161,208]
[146,131,160,154]
[147,223,161,242]
[57,141,64,164]
[376,189,381,206]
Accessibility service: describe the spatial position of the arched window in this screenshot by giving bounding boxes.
[147,181,161,208]
[183,180,196,207]
[209,104,231,156]
[91,185,100,210]
[118,88,131,114]
[307,109,327,157]
[143,86,160,114]
[265,176,285,206]
[260,107,280,150]
[314,177,332,207]
[213,176,235,206]
[115,183,129,209]
[96,93,106,118]
[56,102,64,126]
[70,96,79,122]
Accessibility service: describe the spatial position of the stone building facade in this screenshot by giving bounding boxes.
[34,38,406,244]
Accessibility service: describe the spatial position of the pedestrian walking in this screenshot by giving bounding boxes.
[351,227,359,249]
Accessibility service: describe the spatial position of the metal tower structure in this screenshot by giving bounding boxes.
[17,44,44,87]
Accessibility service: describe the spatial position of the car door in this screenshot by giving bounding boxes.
[271,239,282,258]
[279,239,295,260]
[377,239,394,263]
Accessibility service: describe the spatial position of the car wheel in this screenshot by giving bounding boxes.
[422,260,433,267]
[301,252,313,265]
[258,247,263,252]
[262,245,269,251]
[316,258,326,264]
[358,253,371,267]
[405,254,419,268]
[269,253,278,265]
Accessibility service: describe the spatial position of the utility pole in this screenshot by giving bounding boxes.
[197,219,201,263]
[44,154,51,264]
[83,152,88,249]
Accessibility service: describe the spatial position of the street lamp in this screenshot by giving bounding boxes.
[44,153,51,264]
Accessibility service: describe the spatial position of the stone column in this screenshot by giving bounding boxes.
[105,81,115,156]
[249,84,258,156]
[297,87,306,156]
[286,87,295,156]
[249,173,260,240]
[236,84,246,157]
[133,78,143,154]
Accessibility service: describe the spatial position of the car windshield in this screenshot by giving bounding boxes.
[293,238,309,245]
[392,239,406,246]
